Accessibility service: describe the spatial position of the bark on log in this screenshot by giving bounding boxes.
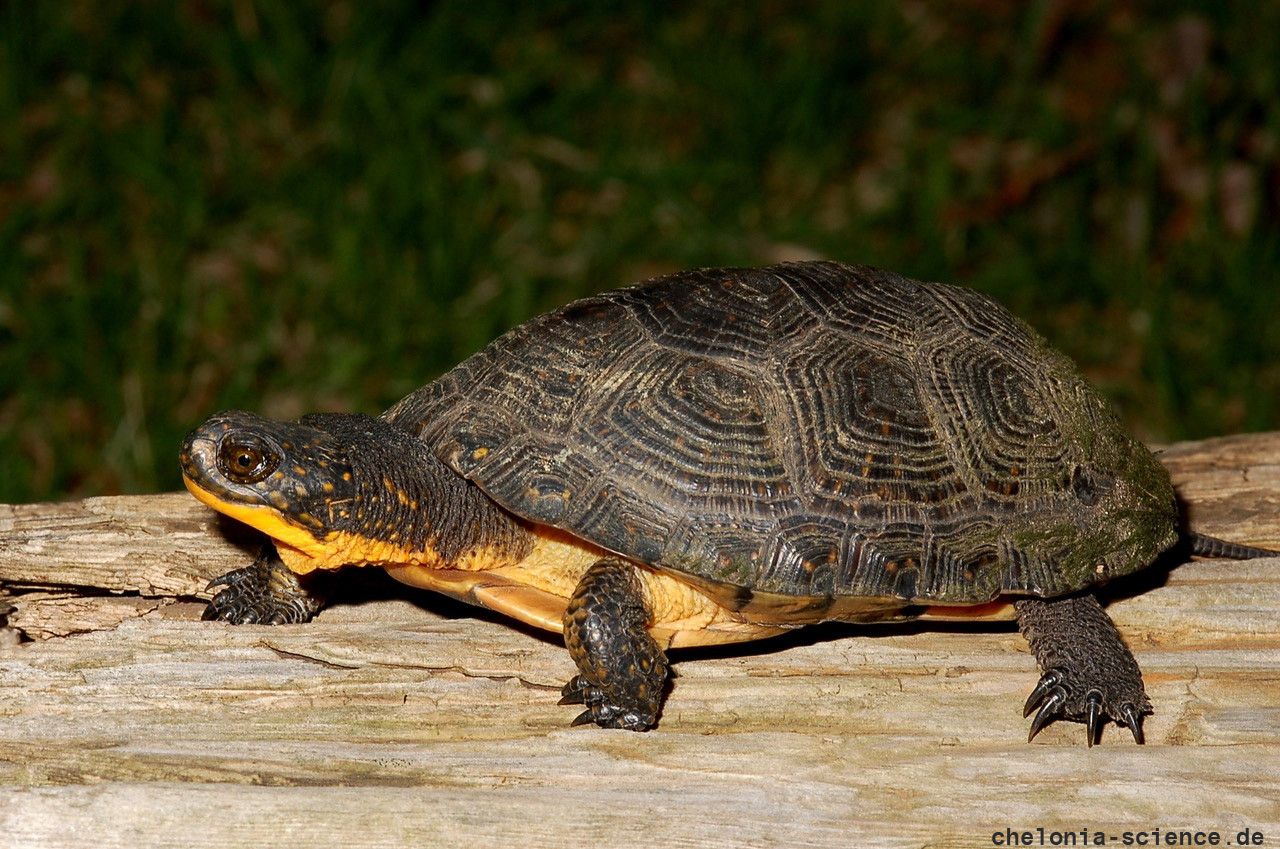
[2,432,1279,847]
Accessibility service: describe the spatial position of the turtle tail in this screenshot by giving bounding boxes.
[1188,532,1280,560]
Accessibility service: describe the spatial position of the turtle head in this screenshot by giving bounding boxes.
[181,410,457,572]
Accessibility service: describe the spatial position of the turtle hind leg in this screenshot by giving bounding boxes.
[1014,593,1150,746]
[560,558,669,731]
[203,547,325,625]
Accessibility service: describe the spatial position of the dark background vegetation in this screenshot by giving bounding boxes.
[2,1,1278,503]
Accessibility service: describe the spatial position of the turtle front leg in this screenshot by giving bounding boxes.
[560,558,669,731]
[203,546,325,625]
[1015,593,1150,746]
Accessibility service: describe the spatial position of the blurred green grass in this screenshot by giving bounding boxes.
[1,1,1277,502]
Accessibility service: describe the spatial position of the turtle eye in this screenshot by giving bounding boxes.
[217,435,279,484]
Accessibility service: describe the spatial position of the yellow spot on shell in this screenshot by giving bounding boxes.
[472,446,489,460]
[322,482,335,493]
[293,465,307,476]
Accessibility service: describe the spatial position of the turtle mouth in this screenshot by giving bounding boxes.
[179,433,215,486]
[180,423,269,508]
[180,430,279,527]
[181,414,301,531]
[181,420,341,565]
[182,466,340,570]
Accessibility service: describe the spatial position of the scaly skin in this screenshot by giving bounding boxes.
[560,559,669,730]
[1015,593,1150,746]
[203,547,324,625]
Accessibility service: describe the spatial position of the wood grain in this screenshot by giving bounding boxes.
[2,432,1279,847]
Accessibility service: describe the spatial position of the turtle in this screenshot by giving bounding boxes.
[180,260,1276,744]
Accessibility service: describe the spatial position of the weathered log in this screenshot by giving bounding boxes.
[1,432,1279,847]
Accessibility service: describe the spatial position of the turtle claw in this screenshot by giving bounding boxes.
[1023,669,1063,717]
[205,569,246,591]
[558,676,588,705]
[1027,685,1068,742]
[1084,689,1103,747]
[1022,667,1150,745]
[1120,703,1145,744]
[202,550,322,625]
[557,674,657,731]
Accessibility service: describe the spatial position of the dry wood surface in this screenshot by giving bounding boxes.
[2,432,1279,848]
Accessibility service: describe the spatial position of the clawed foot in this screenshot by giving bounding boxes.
[560,559,669,731]
[1015,594,1151,746]
[557,674,660,731]
[203,550,322,625]
[1023,668,1150,746]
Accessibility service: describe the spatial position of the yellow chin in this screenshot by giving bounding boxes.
[273,533,445,574]
[183,474,440,574]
